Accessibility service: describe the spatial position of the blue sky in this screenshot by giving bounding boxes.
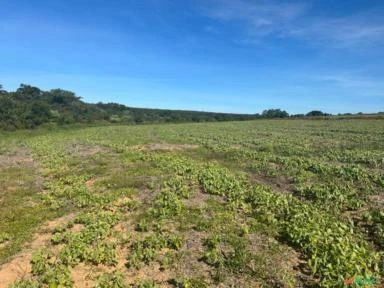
[1,0,383,114]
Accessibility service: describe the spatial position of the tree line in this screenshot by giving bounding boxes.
[0,84,260,130]
[0,84,377,131]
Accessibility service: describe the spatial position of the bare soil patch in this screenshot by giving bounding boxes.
[175,231,212,280]
[0,148,36,169]
[0,214,75,288]
[134,143,199,152]
[71,263,96,288]
[44,214,75,231]
[125,262,173,286]
[0,243,9,250]
[370,194,384,209]
[85,178,97,189]
[67,143,110,157]
[182,189,211,208]
[251,174,293,195]
[0,251,31,288]
[248,234,306,287]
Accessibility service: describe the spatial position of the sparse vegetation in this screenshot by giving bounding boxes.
[1,119,383,287]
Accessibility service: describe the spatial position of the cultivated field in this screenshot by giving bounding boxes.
[0,120,383,287]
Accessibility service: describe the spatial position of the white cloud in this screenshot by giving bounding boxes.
[200,0,384,48]
[294,15,384,48]
[201,0,306,36]
[309,73,384,98]
[312,74,377,88]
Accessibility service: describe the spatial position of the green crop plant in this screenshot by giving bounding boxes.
[135,218,150,232]
[119,198,141,212]
[163,177,192,199]
[196,163,382,286]
[152,189,184,218]
[295,182,365,212]
[8,280,40,288]
[132,279,159,288]
[3,119,384,288]
[361,209,384,248]
[126,232,183,269]
[0,232,10,244]
[31,250,73,287]
[169,277,208,288]
[200,235,225,268]
[198,165,247,208]
[96,271,125,288]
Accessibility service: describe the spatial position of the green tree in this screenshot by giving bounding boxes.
[306,110,330,117]
[0,85,7,95]
[15,84,42,100]
[262,109,289,118]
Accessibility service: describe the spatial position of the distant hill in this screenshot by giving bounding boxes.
[0,84,258,130]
